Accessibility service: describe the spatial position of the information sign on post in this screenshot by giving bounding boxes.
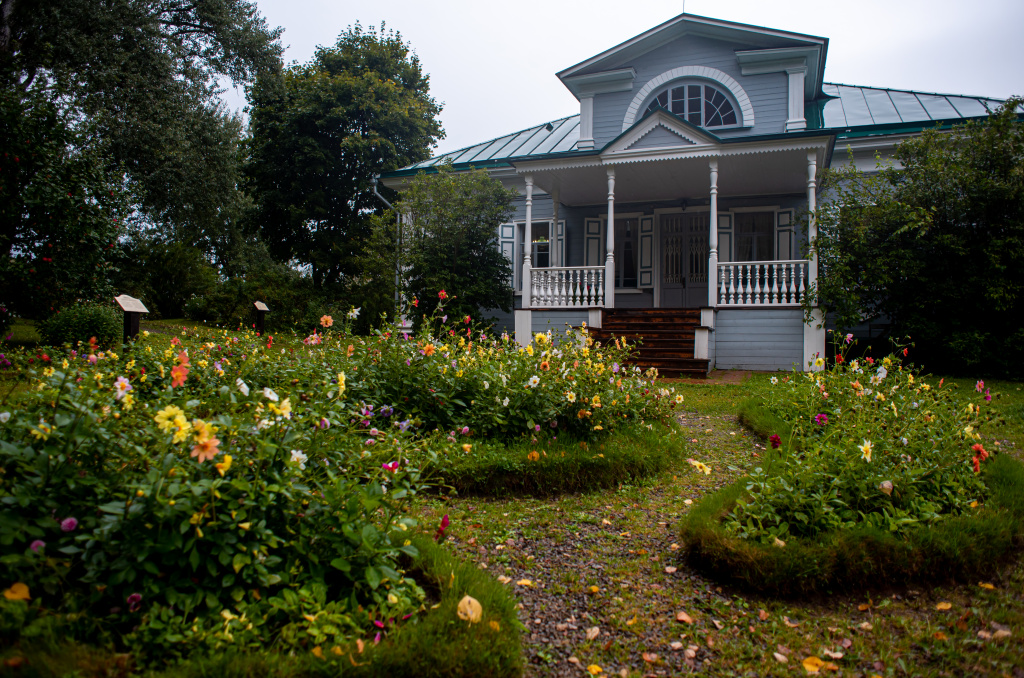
[114,294,149,344]
[254,301,270,335]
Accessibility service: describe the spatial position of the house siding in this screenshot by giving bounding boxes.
[532,310,590,336]
[592,34,790,148]
[714,308,803,371]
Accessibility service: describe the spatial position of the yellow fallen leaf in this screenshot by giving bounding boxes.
[822,662,839,671]
[497,575,512,584]
[489,620,501,631]
[311,646,324,659]
[516,579,533,587]
[858,603,872,611]
[3,583,30,601]
[626,615,637,626]
[589,586,600,593]
[933,632,948,640]
[978,582,996,590]
[457,594,483,623]
[802,655,825,673]
[601,518,612,525]
[935,602,952,610]
[587,664,603,675]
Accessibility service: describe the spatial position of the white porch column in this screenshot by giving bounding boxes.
[804,150,825,371]
[522,175,533,309]
[708,160,719,307]
[605,168,615,309]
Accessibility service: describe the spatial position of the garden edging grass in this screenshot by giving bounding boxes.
[679,400,1024,597]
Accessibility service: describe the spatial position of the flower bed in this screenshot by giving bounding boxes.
[0,309,674,667]
[679,338,1024,595]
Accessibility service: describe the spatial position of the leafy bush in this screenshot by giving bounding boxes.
[37,303,121,347]
[0,302,12,339]
[723,338,1000,545]
[0,302,672,664]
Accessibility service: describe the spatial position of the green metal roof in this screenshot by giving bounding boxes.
[386,84,1017,177]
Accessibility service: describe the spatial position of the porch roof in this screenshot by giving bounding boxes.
[382,84,1018,181]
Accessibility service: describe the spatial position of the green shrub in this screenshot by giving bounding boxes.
[37,303,121,347]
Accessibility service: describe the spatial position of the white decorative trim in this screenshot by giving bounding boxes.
[625,123,697,150]
[622,66,755,131]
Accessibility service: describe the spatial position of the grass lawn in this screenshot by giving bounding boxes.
[418,372,1024,677]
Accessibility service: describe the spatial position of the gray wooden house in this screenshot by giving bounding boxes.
[381,13,1007,375]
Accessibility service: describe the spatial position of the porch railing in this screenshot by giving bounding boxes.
[717,260,808,306]
[530,266,606,308]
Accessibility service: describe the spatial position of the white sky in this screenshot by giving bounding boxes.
[224,0,1024,156]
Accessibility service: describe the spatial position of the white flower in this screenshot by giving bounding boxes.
[263,387,279,402]
[347,307,361,319]
[236,379,249,397]
[502,397,509,407]
[290,449,308,469]
[900,437,909,446]
[483,381,489,390]
[0,412,9,423]
[527,375,540,388]
[770,376,778,385]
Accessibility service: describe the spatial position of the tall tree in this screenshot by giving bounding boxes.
[399,164,516,330]
[245,24,443,289]
[812,99,1024,376]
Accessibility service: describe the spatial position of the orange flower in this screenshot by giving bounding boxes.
[320,315,333,328]
[972,443,989,461]
[170,364,189,387]
[177,350,190,366]
[540,361,550,371]
[191,436,220,463]
[423,344,436,357]
[347,344,355,357]
[527,450,540,462]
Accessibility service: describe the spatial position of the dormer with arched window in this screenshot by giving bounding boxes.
[644,81,740,129]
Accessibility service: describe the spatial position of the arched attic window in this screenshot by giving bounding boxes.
[645,82,738,129]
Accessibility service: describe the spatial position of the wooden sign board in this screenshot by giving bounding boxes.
[254,301,270,312]
[114,294,149,314]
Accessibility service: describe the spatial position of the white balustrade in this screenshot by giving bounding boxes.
[530,266,606,308]
[716,260,808,306]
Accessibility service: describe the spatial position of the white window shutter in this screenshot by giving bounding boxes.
[584,218,603,266]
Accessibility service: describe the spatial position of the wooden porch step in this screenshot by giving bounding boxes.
[588,309,709,378]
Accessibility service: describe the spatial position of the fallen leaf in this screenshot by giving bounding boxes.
[587,664,603,675]
[684,648,697,659]
[859,622,873,631]
[589,585,600,593]
[586,626,600,640]
[823,650,843,659]
[706,635,715,648]
[822,662,840,671]
[642,652,659,663]
[670,641,683,650]
[489,620,500,631]
[601,519,612,525]
[457,595,482,623]
[3,658,24,669]
[978,630,992,640]
[935,602,952,611]
[758,609,769,621]
[516,579,533,587]
[773,536,786,548]
[978,582,996,590]
[858,603,872,611]
[712,619,724,630]
[331,646,343,656]
[993,629,1011,639]
[664,566,677,574]
[783,616,800,627]
[802,656,825,673]
[497,575,511,584]
[684,499,693,505]
[311,646,324,659]
[773,652,788,663]
[603,638,613,651]
[933,632,948,640]
[568,656,579,664]
[669,543,680,551]
[840,638,852,649]
[626,615,637,626]
[676,611,693,624]
[2,582,30,601]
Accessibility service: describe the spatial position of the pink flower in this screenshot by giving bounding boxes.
[127,593,142,612]
[318,417,330,430]
[381,461,399,472]
[769,434,782,449]
[30,540,45,553]
[845,333,853,344]
[975,380,985,393]
[61,517,78,532]
[814,413,829,426]
[461,426,469,435]
[985,389,992,402]
[434,514,450,542]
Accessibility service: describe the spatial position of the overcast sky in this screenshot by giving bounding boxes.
[224,0,1024,156]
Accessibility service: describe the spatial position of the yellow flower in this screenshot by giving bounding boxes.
[526,344,534,356]
[814,357,825,368]
[62,359,69,369]
[43,367,55,377]
[462,444,472,453]
[875,392,885,402]
[566,392,576,403]
[907,373,914,384]
[192,419,218,443]
[215,455,233,476]
[859,439,873,462]
[336,372,346,397]
[172,416,192,444]
[30,423,52,441]
[155,405,185,433]
[534,332,548,346]
[527,451,540,462]
[3,582,31,601]
[121,393,134,411]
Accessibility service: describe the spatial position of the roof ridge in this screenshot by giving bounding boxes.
[824,82,1005,103]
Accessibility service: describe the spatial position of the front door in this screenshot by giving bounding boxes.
[659,213,708,307]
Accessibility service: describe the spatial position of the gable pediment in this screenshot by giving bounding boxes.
[603,109,719,156]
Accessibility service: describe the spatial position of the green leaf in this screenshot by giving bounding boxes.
[365,566,382,590]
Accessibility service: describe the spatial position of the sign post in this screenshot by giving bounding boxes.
[254,301,269,335]
[114,295,149,344]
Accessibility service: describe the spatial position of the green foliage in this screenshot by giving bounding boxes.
[37,303,121,347]
[245,23,443,289]
[0,89,127,318]
[725,341,997,544]
[113,238,218,319]
[399,165,516,330]
[813,99,1024,376]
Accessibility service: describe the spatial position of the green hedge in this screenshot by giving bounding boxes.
[679,402,1024,596]
[37,303,121,347]
[2,536,523,678]
[432,421,681,497]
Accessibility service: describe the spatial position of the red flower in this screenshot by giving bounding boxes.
[972,456,980,474]
[769,434,782,449]
[972,443,989,461]
[464,315,471,324]
[865,357,875,365]
[434,514,450,542]
[835,354,844,364]
[903,348,909,356]
[438,290,447,300]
